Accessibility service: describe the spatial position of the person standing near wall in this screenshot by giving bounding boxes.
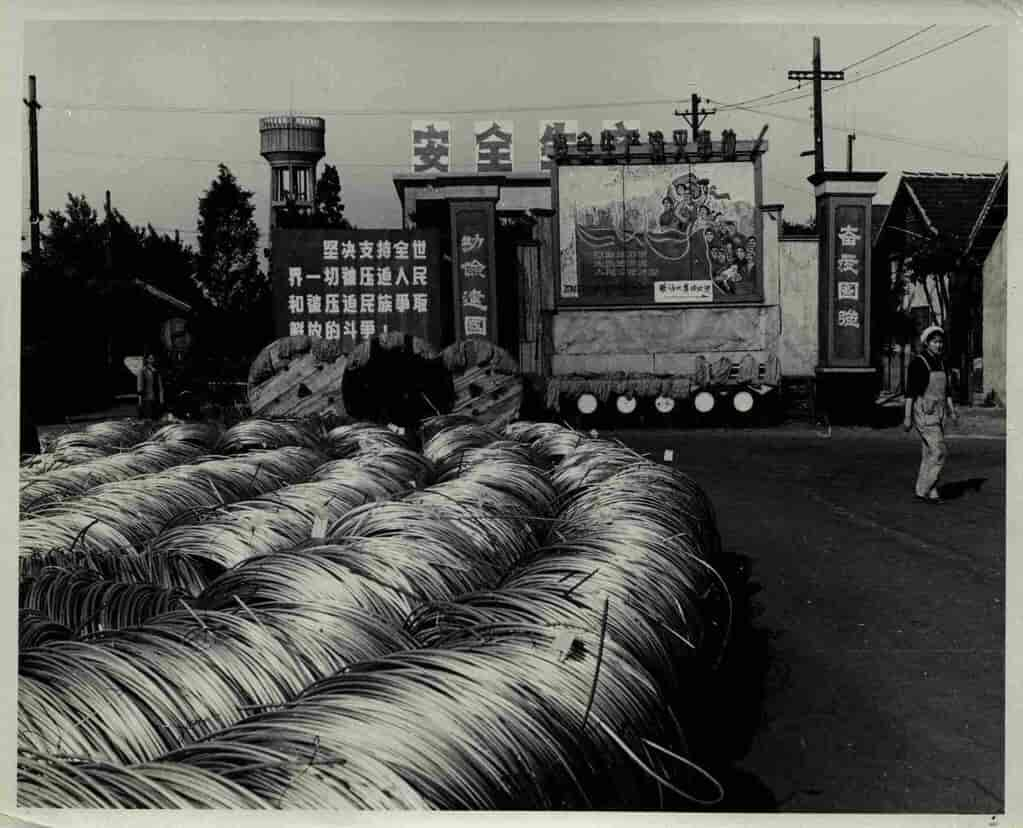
[137,353,164,420]
[904,326,958,503]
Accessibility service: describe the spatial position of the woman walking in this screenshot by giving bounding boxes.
[904,326,958,503]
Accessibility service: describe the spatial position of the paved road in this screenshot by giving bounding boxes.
[615,426,1005,814]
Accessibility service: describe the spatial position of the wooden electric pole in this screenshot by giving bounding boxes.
[788,37,844,173]
[104,190,114,275]
[847,133,856,172]
[23,75,41,272]
[675,92,716,138]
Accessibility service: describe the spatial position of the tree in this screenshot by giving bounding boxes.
[315,164,353,229]
[195,164,264,311]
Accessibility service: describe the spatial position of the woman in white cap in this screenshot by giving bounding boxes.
[904,325,958,503]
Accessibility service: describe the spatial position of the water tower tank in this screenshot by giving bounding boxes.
[259,115,326,230]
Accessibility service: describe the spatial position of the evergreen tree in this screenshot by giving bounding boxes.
[195,164,264,311]
[315,164,353,229]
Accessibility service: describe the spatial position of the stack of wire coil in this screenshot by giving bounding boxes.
[17,419,733,811]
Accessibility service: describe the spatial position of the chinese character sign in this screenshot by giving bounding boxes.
[475,121,514,173]
[411,121,451,173]
[601,120,641,147]
[451,202,497,340]
[272,229,440,351]
[832,205,867,361]
[539,120,578,172]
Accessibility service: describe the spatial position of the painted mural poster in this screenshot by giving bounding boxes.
[557,162,761,305]
[411,121,451,173]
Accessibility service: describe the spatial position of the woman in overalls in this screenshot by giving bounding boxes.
[904,326,958,503]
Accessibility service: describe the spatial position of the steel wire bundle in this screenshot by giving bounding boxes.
[19,447,326,567]
[309,450,435,492]
[19,608,72,648]
[421,424,506,474]
[21,420,156,476]
[20,441,207,515]
[150,421,224,447]
[215,419,325,454]
[325,424,412,458]
[19,603,415,766]
[20,568,188,637]
[504,422,589,467]
[419,414,480,444]
[18,749,269,809]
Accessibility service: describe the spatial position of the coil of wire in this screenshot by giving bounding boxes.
[215,419,324,454]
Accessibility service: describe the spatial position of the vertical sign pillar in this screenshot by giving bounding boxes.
[451,199,499,342]
[810,170,885,423]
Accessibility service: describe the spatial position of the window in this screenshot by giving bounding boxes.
[294,168,310,202]
[272,167,291,202]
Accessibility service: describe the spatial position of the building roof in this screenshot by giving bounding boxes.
[898,171,1000,242]
[964,162,1008,260]
[871,204,889,244]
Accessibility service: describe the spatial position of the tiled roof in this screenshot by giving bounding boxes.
[899,171,1000,242]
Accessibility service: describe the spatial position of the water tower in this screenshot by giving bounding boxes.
[259,115,326,230]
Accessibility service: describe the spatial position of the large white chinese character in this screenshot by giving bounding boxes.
[377,266,393,287]
[360,294,376,314]
[377,240,392,260]
[359,267,375,287]
[324,266,340,287]
[289,321,305,336]
[323,240,339,261]
[837,253,859,275]
[838,224,862,247]
[413,239,428,260]
[395,293,411,313]
[341,267,357,287]
[307,320,323,338]
[288,295,305,315]
[460,234,484,254]
[342,295,358,315]
[340,241,357,260]
[412,266,428,286]
[324,294,341,314]
[837,308,861,328]
[394,267,409,286]
[377,294,394,313]
[343,320,358,338]
[462,288,487,308]
[358,240,376,259]
[412,293,428,313]
[393,241,410,260]
[306,294,322,314]
[461,259,487,279]
[288,267,303,287]
[324,320,341,340]
[359,319,376,338]
[464,315,487,336]
[837,282,860,301]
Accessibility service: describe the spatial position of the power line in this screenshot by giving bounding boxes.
[840,24,936,72]
[743,25,992,110]
[44,95,689,119]
[710,25,936,112]
[725,103,1004,162]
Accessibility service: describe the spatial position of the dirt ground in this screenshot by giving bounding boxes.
[614,424,1005,814]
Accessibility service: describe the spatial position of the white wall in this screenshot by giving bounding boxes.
[982,224,1006,404]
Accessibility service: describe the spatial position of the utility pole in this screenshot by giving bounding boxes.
[847,133,856,172]
[104,190,113,275]
[675,92,716,139]
[23,75,41,272]
[788,37,844,173]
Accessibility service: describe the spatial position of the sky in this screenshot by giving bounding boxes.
[21,20,1009,253]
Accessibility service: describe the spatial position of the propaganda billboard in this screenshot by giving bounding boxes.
[271,229,442,351]
[557,161,763,306]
